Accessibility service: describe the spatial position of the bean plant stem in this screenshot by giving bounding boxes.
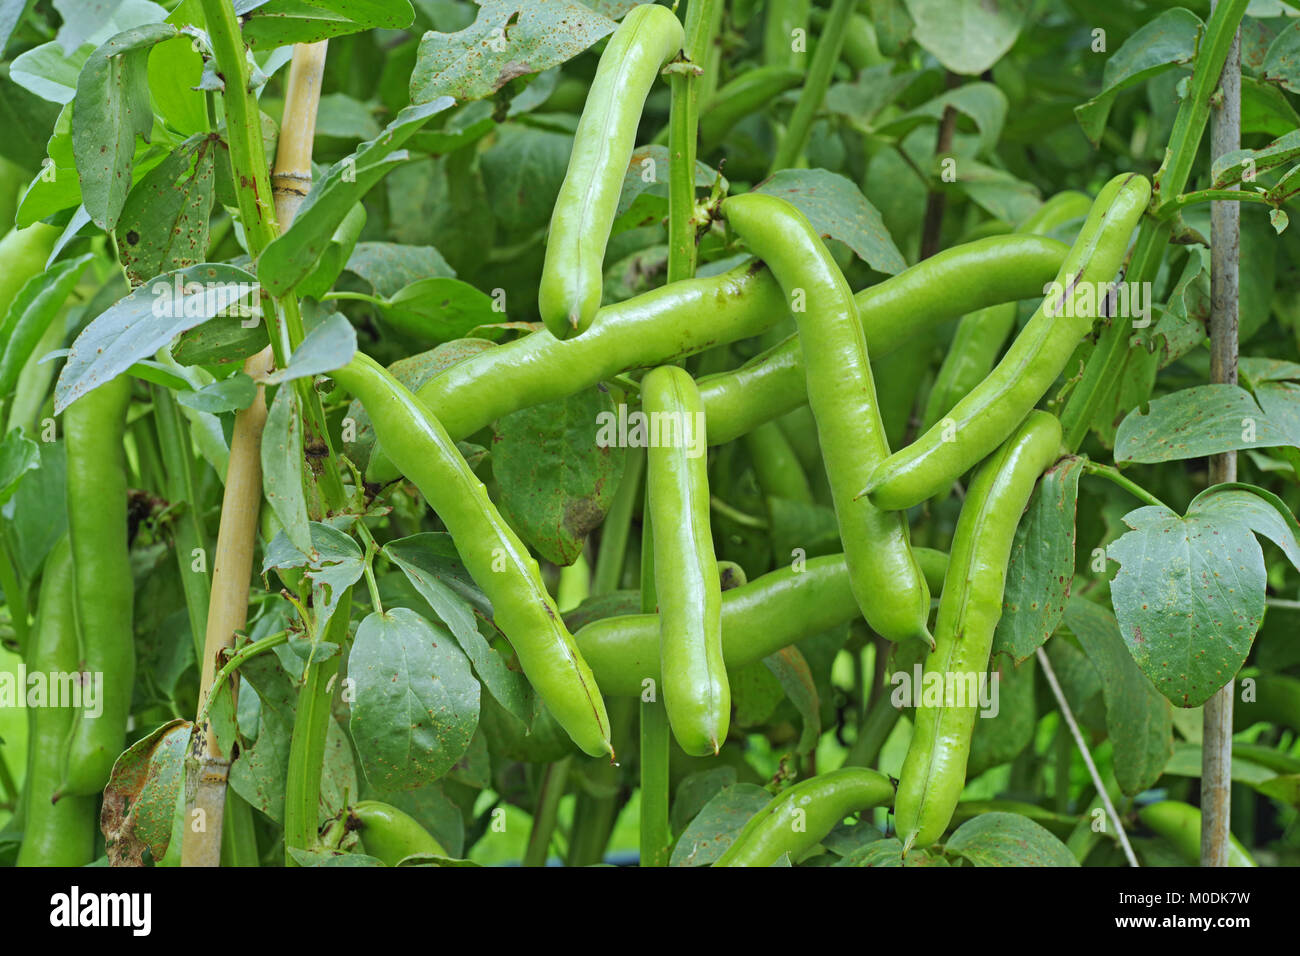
[1037,648,1139,867]
[770,0,855,174]
[523,757,572,867]
[1080,460,1170,511]
[1203,0,1242,869]
[666,0,716,284]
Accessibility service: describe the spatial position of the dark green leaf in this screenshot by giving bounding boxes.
[669,783,771,867]
[945,811,1079,866]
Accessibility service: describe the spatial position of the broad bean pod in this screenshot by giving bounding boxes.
[722,192,930,644]
[574,548,948,696]
[537,4,683,339]
[713,768,895,867]
[330,353,613,758]
[894,411,1062,851]
[865,174,1150,511]
[642,365,728,755]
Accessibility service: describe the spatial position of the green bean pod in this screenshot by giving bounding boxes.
[17,538,98,867]
[713,768,895,867]
[350,800,449,865]
[695,233,1069,445]
[921,190,1093,433]
[1136,800,1255,867]
[721,192,930,644]
[865,173,1150,511]
[642,365,728,755]
[360,235,1067,482]
[699,66,802,151]
[59,373,134,797]
[894,410,1062,852]
[576,547,948,696]
[537,3,683,339]
[330,353,613,757]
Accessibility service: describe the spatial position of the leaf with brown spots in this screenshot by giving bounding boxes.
[411,0,615,106]
[945,811,1078,866]
[101,718,191,867]
[1109,500,1266,708]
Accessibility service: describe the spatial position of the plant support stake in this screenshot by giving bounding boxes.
[1203,0,1240,869]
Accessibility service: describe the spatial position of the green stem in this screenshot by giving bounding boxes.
[220,789,260,866]
[638,504,672,867]
[523,756,572,867]
[1265,597,1300,611]
[153,386,211,662]
[0,537,27,655]
[840,691,899,770]
[593,447,645,596]
[1081,460,1171,511]
[197,630,289,726]
[1158,187,1271,217]
[0,746,17,807]
[666,0,717,284]
[283,591,350,865]
[322,290,387,309]
[709,495,767,529]
[770,0,855,173]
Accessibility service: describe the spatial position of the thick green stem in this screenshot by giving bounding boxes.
[523,756,571,867]
[638,505,671,867]
[666,0,717,284]
[593,446,645,596]
[283,591,351,866]
[1081,460,1171,511]
[840,691,900,770]
[154,386,211,662]
[770,0,855,173]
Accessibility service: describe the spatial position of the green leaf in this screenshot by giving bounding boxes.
[242,0,414,50]
[0,442,67,587]
[257,97,454,297]
[72,22,178,230]
[263,311,357,385]
[343,241,456,296]
[762,645,820,754]
[54,262,259,413]
[0,253,93,397]
[879,81,1007,158]
[1262,20,1300,94]
[669,783,771,867]
[753,169,905,275]
[262,521,365,638]
[1114,384,1295,464]
[349,607,480,791]
[1212,129,1300,187]
[371,277,498,347]
[114,134,216,287]
[11,41,92,104]
[1064,597,1173,794]
[967,654,1037,777]
[945,811,1078,866]
[993,455,1083,664]
[298,202,367,300]
[384,532,535,724]
[0,66,64,171]
[261,385,311,555]
[902,0,1028,76]
[1109,503,1265,707]
[99,718,190,866]
[171,317,268,366]
[175,371,256,412]
[0,428,40,508]
[410,0,614,106]
[147,33,207,136]
[1188,483,1300,573]
[671,767,738,835]
[612,143,723,234]
[1073,8,1202,147]
[479,122,573,235]
[491,385,626,565]
[834,837,948,867]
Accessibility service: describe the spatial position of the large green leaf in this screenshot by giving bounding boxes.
[1064,597,1173,794]
[1109,497,1267,707]
[410,0,614,105]
[945,811,1078,866]
[54,262,258,413]
[114,134,215,286]
[242,0,414,50]
[993,454,1082,664]
[669,783,772,867]
[902,0,1029,76]
[71,22,177,230]
[348,608,480,791]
